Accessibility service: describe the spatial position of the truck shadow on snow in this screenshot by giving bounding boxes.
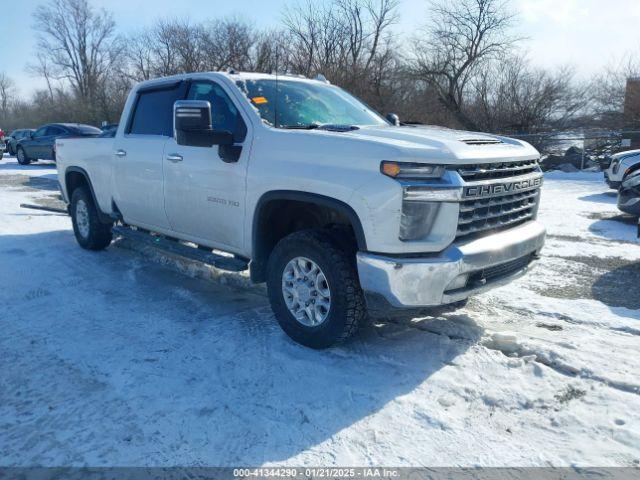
[1,229,482,464]
[587,214,638,243]
[578,191,617,204]
[591,260,640,312]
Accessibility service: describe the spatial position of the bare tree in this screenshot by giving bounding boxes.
[31,0,121,110]
[283,0,399,107]
[468,57,587,133]
[0,73,17,121]
[412,0,519,130]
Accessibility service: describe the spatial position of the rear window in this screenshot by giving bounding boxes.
[128,84,185,136]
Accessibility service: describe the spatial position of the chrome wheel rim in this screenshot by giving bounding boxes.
[76,200,90,238]
[17,150,24,162]
[282,256,331,326]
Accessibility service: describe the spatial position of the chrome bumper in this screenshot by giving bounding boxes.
[357,221,546,309]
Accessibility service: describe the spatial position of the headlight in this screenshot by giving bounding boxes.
[381,161,445,180]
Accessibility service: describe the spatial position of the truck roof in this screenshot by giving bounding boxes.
[134,71,328,91]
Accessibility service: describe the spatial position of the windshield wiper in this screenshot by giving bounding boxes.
[278,123,359,132]
[316,124,359,132]
[279,124,320,130]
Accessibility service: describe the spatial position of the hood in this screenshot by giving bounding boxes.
[332,125,540,163]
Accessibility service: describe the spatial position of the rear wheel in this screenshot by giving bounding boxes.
[70,187,113,250]
[16,147,30,165]
[266,229,366,349]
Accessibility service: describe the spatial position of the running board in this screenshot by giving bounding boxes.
[112,226,248,272]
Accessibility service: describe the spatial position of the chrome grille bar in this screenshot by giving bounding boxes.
[456,159,540,181]
[459,190,539,212]
[457,210,536,237]
[458,201,536,225]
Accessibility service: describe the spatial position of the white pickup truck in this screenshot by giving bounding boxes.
[56,71,545,348]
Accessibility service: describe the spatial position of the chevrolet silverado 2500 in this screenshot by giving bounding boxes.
[56,72,546,348]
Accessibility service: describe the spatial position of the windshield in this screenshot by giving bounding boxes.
[236,79,388,128]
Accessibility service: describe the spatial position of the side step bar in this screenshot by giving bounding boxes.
[20,203,68,215]
[112,226,248,272]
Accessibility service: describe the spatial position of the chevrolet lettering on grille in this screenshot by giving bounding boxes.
[463,176,542,199]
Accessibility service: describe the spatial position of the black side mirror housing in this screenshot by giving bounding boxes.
[174,100,234,148]
[386,113,400,126]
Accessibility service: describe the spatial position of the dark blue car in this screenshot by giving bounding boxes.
[16,123,101,165]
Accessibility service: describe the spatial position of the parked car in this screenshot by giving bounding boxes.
[605,149,640,189]
[16,123,102,165]
[100,123,118,137]
[617,169,640,216]
[0,128,5,157]
[6,129,35,155]
[56,72,545,348]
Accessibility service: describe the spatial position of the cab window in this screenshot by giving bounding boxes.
[33,127,47,138]
[46,126,64,136]
[129,83,185,136]
[187,81,246,142]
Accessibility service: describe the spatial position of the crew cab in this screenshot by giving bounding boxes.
[56,72,546,348]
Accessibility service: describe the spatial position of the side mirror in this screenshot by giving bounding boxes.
[386,113,400,126]
[174,100,233,148]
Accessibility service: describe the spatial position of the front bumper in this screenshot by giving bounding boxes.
[618,193,640,216]
[357,220,546,310]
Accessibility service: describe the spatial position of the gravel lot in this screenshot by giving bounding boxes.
[0,155,638,467]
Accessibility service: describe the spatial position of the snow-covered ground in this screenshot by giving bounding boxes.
[0,155,638,467]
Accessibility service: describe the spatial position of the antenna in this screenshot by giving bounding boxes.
[275,44,280,129]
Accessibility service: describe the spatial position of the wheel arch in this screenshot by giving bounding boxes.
[250,190,367,283]
[64,166,112,223]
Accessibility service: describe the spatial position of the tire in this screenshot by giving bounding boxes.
[16,147,30,165]
[266,229,366,349]
[70,187,113,250]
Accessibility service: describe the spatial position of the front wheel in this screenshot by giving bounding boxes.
[16,147,30,165]
[70,187,113,250]
[266,229,366,349]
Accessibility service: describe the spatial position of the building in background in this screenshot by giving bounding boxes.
[624,78,640,149]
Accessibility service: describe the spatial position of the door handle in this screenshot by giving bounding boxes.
[114,149,127,157]
[166,153,183,163]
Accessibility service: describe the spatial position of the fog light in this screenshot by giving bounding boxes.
[399,201,440,241]
[446,274,469,291]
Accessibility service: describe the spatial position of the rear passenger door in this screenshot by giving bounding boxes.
[113,81,187,230]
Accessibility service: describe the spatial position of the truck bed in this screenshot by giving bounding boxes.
[56,136,115,214]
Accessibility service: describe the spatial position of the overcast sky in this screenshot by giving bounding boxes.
[1,0,639,98]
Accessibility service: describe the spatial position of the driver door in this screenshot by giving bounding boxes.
[163,80,250,251]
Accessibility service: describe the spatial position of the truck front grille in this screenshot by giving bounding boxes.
[455,160,542,240]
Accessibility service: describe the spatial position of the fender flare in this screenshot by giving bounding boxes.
[250,190,367,282]
[64,166,113,224]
